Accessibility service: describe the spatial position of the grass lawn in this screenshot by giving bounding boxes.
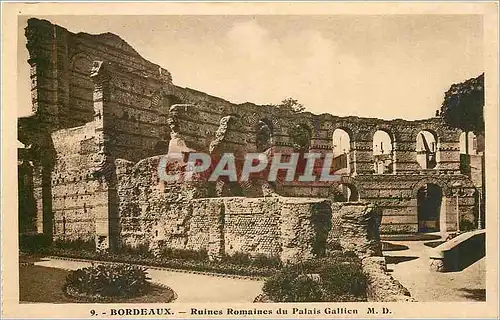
[19,265,175,303]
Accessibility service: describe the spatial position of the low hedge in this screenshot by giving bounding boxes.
[32,247,279,277]
[19,233,51,252]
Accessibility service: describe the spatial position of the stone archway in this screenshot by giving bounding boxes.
[417,183,442,232]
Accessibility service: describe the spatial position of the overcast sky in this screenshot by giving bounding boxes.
[17,15,483,120]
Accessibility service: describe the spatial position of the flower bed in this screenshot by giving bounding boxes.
[64,264,150,299]
[19,264,176,303]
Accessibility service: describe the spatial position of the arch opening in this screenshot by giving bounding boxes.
[332,128,351,175]
[417,183,442,232]
[416,130,438,169]
[459,131,478,155]
[373,130,395,174]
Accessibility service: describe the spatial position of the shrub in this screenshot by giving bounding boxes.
[160,247,209,261]
[64,263,150,298]
[319,262,367,300]
[460,219,476,232]
[262,267,323,302]
[19,233,52,253]
[252,254,282,268]
[262,253,367,302]
[118,243,152,258]
[54,238,95,251]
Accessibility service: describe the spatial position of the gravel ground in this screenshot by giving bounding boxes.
[383,237,486,302]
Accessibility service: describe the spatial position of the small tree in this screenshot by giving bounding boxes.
[275,97,305,113]
[440,73,485,156]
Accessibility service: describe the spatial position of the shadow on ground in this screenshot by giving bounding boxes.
[458,288,486,301]
[381,241,409,251]
[423,240,446,248]
[385,256,419,265]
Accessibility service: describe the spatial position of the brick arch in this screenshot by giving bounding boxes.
[371,126,398,143]
[411,177,451,198]
[415,128,440,145]
[327,179,363,202]
[331,123,355,137]
[330,124,356,150]
[150,89,184,110]
[160,85,191,105]
[70,52,93,71]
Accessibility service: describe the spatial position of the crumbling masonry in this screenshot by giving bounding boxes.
[18,18,484,260]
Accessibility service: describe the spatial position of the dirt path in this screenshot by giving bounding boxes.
[383,238,486,302]
[34,258,264,303]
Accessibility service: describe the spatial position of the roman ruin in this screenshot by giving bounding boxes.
[18,18,484,260]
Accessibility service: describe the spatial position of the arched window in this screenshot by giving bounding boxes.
[332,128,351,174]
[373,130,394,174]
[416,130,439,169]
[459,131,478,155]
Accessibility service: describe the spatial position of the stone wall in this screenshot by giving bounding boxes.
[354,174,478,233]
[17,17,483,250]
[328,202,382,258]
[115,157,376,264]
[22,17,171,131]
[115,157,373,264]
[50,122,100,242]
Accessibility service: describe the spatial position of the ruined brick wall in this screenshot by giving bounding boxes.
[116,166,336,263]
[93,62,173,163]
[115,155,206,249]
[328,202,382,258]
[23,17,171,130]
[50,123,100,242]
[222,197,282,257]
[19,18,482,245]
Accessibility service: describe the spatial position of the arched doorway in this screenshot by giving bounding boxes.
[417,183,442,232]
